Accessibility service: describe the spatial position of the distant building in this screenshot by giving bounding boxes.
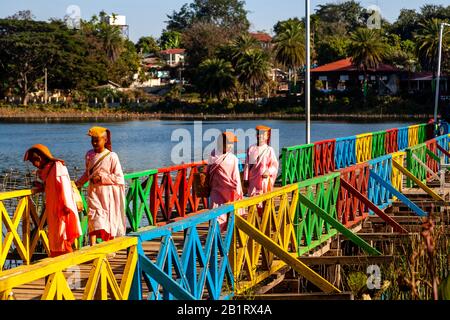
[311,58,405,95]
[249,32,273,50]
[159,48,186,67]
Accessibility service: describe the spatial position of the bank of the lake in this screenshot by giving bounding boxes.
[0,106,433,123]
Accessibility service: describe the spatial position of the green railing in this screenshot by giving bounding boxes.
[371,130,386,159]
[281,144,314,186]
[406,143,427,188]
[295,173,340,255]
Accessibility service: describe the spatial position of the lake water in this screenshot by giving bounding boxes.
[0,120,415,177]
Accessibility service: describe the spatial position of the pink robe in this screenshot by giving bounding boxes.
[38,161,82,256]
[77,149,126,239]
[244,144,279,197]
[207,150,243,229]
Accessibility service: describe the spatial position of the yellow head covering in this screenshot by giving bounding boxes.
[87,126,112,151]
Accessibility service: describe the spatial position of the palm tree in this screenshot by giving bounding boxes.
[195,58,236,102]
[415,18,450,76]
[348,28,386,97]
[95,11,124,62]
[229,34,259,64]
[273,19,305,93]
[236,50,271,103]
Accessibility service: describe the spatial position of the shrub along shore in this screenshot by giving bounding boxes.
[0,104,432,123]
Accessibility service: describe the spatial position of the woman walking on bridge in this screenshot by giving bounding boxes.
[76,126,126,246]
[207,131,243,231]
[243,125,279,197]
[24,144,82,257]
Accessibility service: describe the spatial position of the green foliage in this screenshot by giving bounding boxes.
[166,0,249,32]
[415,18,450,73]
[195,58,236,101]
[159,30,182,50]
[136,36,160,54]
[0,10,140,103]
[273,19,305,83]
[316,36,350,65]
[348,28,386,73]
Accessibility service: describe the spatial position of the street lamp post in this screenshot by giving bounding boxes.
[434,22,450,125]
[305,0,311,144]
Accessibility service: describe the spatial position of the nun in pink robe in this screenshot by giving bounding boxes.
[207,132,243,231]
[244,125,279,197]
[24,144,82,257]
[76,127,127,242]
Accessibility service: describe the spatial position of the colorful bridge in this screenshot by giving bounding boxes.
[1,121,449,300]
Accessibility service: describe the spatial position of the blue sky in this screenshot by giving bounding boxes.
[1,0,448,42]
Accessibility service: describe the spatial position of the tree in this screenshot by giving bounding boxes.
[6,10,35,21]
[0,19,59,105]
[136,36,160,54]
[348,28,386,98]
[415,18,450,75]
[159,30,182,50]
[110,40,140,87]
[316,36,350,65]
[195,58,236,101]
[390,9,420,40]
[182,22,231,73]
[273,19,305,92]
[235,49,271,102]
[166,3,195,32]
[314,1,366,35]
[166,0,250,32]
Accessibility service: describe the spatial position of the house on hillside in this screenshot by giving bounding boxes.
[159,48,186,67]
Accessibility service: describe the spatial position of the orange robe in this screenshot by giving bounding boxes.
[38,161,82,257]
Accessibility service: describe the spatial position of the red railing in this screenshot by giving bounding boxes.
[337,163,370,227]
[314,139,336,176]
[426,139,439,181]
[385,128,398,154]
[150,161,209,224]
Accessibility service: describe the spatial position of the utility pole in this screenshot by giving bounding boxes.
[305,0,311,144]
[44,68,48,104]
[434,23,450,125]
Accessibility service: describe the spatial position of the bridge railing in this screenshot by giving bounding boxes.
[0,190,49,271]
[0,237,138,300]
[129,205,235,300]
[231,184,299,293]
[335,136,357,170]
[280,122,445,186]
[281,144,314,185]
[337,163,370,227]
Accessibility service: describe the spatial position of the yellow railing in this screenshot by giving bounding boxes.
[0,237,138,300]
[391,151,406,200]
[408,125,419,147]
[230,184,339,294]
[356,133,373,163]
[230,184,299,293]
[0,190,49,270]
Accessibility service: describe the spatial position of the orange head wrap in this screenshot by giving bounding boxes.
[87,126,112,151]
[256,125,271,145]
[23,144,65,164]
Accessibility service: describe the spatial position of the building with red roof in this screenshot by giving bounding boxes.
[159,48,186,67]
[249,32,273,49]
[311,58,405,95]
